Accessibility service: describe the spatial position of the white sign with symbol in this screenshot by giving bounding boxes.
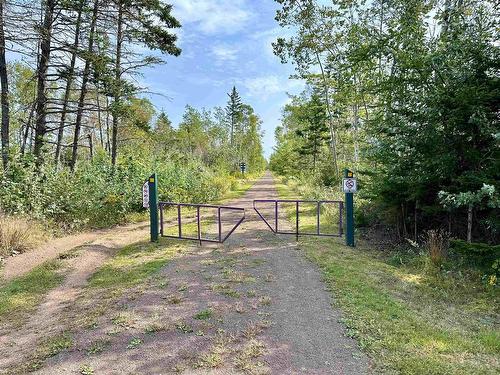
[343,178,357,193]
[142,181,149,208]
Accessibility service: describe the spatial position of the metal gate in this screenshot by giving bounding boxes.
[159,202,245,244]
[253,199,344,240]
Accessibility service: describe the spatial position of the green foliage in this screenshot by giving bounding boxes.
[272,0,499,243]
[450,240,500,271]
[0,101,263,230]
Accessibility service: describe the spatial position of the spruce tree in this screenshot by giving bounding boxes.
[225,86,243,146]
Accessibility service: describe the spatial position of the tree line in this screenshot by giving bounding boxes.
[0,0,181,171]
[270,0,499,243]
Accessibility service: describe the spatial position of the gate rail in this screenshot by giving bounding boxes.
[253,199,343,240]
[159,202,245,244]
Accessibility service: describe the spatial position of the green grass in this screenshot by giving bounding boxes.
[275,177,500,374]
[22,332,74,372]
[0,260,64,322]
[194,308,213,320]
[88,239,183,289]
[215,173,261,203]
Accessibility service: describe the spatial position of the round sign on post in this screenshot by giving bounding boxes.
[342,178,357,193]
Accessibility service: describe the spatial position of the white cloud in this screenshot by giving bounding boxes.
[250,26,295,61]
[170,0,252,35]
[242,75,304,100]
[211,44,239,64]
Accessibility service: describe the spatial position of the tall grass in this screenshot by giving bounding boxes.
[0,215,46,258]
[425,229,449,265]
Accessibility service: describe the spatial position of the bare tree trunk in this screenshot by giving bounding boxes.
[414,200,418,241]
[352,103,359,164]
[88,133,93,159]
[70,0,99,171]
[0,0,10,171]
[111,0,123,167]
[55,0,84,167]
[401,203,407,238]
[467,203,473,243]
[96,93,104,148]
[33,0,55,165]
[314,51,339,178]
[21,103,36,155]
[105,96,111,153]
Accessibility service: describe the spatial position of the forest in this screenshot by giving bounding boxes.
[0,0,265,243]
[269,0,499,249]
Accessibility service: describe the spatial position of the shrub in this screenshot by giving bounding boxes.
[0,152,246,231]
[449,239,500,270]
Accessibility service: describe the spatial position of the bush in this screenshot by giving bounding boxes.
[0,151,244,231]
[449,239,500,270]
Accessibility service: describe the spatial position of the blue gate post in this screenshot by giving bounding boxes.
[344,169,355,247]
[149,173,159,242]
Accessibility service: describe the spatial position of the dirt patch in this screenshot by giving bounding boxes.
[0,221,149,282]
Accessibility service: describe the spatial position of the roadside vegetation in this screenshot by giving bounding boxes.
[275,178,499,374]
[0,1,266,259]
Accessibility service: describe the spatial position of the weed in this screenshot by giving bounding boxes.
[264,273,274,282]
[258,296,271,306]
[234,340,267,374]
[425,230,449,265]
[194,309,213,320]
[111,313,133,328]
[145,322,166,334]
[167,294,183,304]
[41,332,73,358]
[242,321,269,339]
[211,283,241,298]
[87,339,109,355]
[196,353,223,368]
[127,337,143,349]
[80,364,94,375]
[0,215,46,257]
[222,268,255,283]
[176,321,194,333]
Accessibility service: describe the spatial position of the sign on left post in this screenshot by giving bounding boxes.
[142,181,149,208]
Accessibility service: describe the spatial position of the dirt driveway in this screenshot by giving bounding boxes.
[0,172,368,374]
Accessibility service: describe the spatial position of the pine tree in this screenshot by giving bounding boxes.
[225,86,243,146]
[295,92,329,170]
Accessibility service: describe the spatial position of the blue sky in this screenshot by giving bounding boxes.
[138,0,304,158]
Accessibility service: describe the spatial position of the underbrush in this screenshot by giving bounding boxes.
[0,152,260,232]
